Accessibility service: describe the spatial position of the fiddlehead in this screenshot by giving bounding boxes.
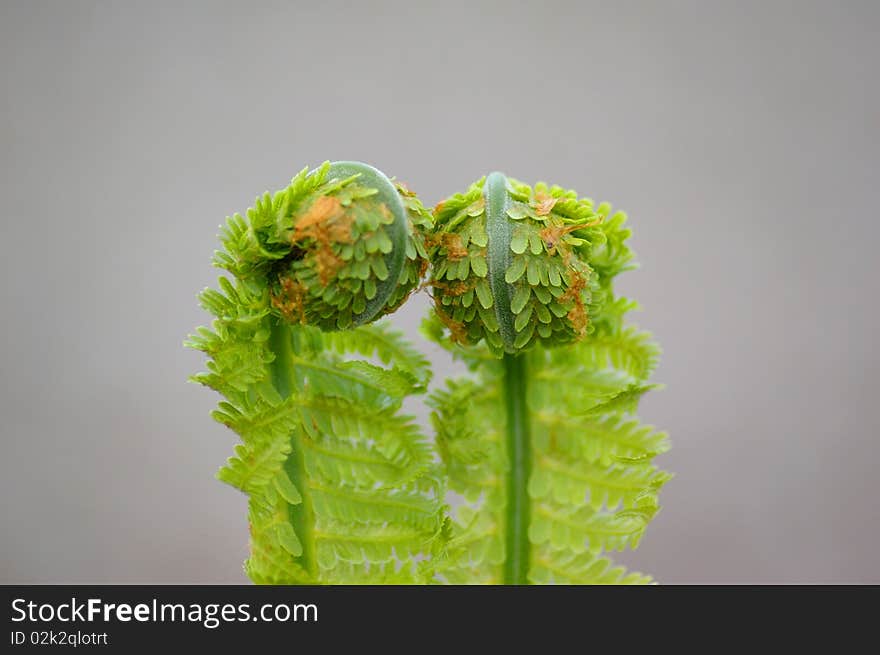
[188,162,446,584]
[218,161,431,330]
[427,172,670,584]
[429,172,616,353]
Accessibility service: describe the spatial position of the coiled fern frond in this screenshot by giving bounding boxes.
[188,162,447,583]
[425,172,671,584]
[215,161,431,330]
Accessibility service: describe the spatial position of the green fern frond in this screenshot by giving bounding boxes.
[429,345,670,584]
[324,320,433,387]
[197,322,446,584]
[295,394,434,479]
[426,171,670,585]
[530,453,670,511]
[541,326,661,387]
[188,161,446,583]
[189,243,446,583]
[533,412,670,468]
[531,551,654,585]
[217,440,292,496]
[530,502,657,553]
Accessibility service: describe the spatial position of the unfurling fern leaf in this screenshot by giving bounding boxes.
[426,172,671,584]
[187,162,447,584]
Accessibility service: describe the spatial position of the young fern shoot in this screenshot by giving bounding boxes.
[187,162,447,583]
[426,173,670,584]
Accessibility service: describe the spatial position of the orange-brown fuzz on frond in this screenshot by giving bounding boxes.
[431,280,472,297]
[290,195,356,286]
[439,232,468,260]
[314,248,344,286]
[271,277,308,324]
[417,256,430,280]
[540,221,598,255]
[561,268,589,337]
[295,195,344,234]
[534,192,558,216]
[435,306,469,345]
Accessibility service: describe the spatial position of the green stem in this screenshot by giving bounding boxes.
[324,161,409,326]
[502,352,531,585]
[269,319,317,579]
[485,171,517,352]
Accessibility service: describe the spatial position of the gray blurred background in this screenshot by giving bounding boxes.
[2,0,878,584]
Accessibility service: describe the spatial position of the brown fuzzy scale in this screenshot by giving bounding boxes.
[290,195,356,286]
[271,277,308,325]
[434,305,469,345]
[417,256,430,280]
[534,192,558,216]
[431,279,472,296]
[438,233,468,260]
[540,222,594,255]
[560,263,589,336]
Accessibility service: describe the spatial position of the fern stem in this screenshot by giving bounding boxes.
[502,352,531,584]
[324,161,409,326]
[485,170,517,352]
[269,319,318,579]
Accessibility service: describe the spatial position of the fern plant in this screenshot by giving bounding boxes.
[188,162,670,584]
